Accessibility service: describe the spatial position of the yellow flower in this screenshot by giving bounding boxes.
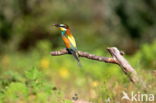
[40,58,49,69]
[91,81,99,87]
[59,67,69,79]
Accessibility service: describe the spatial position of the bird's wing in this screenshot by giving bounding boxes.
[68,35,77,48]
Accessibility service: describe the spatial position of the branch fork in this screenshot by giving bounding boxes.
[51,47,139,84]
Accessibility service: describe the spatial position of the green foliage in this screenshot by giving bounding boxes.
[131,40,156,69]
[0,68,72,103]
[140,41,156,68]
[25,68,43,81]
[4,82,28,102]
[0,40,155,102]
[0,0,156,53]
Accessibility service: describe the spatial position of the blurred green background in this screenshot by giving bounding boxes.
[0,0,156,103]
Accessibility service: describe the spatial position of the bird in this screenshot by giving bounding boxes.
[53,24,80,65]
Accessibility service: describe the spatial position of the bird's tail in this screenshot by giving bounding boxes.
[71,51,81,67]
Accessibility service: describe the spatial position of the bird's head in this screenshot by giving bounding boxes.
[53,24,69,32]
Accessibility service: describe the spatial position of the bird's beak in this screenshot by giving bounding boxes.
[53,24,60,27]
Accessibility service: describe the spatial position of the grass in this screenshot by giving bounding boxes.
[0,41,156,103]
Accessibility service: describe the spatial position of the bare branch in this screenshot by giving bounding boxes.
[50,47,140,84]
[51,49,118,64]
[107,47,139,83]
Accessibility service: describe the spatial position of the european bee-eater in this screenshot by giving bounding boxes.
[53,24,80,65]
